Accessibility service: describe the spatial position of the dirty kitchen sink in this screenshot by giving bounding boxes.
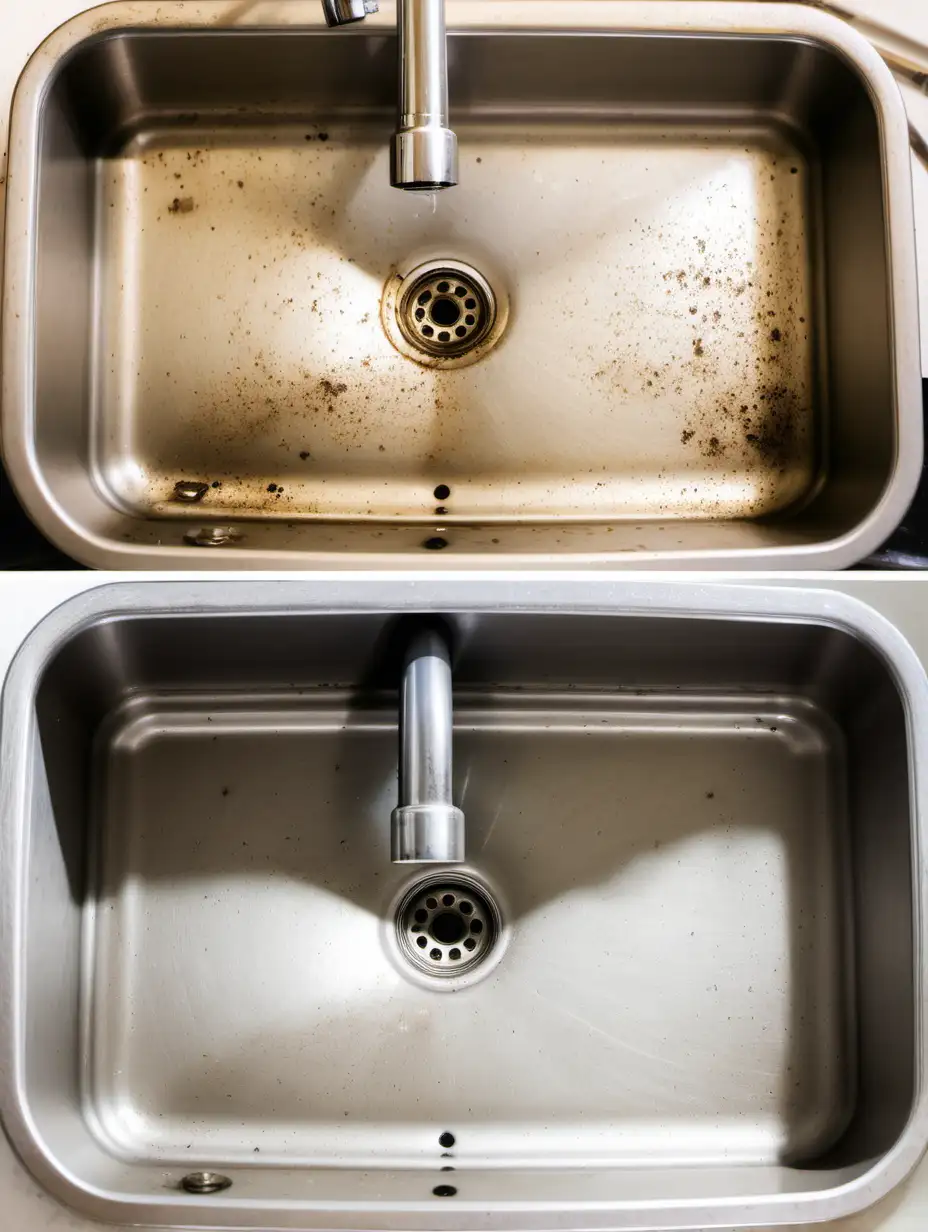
[0,1,923,568]
[1,579,927,1229]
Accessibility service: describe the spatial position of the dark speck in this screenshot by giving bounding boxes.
[318,132,329,141]
[267,483,278,493]
[299,451,311,460]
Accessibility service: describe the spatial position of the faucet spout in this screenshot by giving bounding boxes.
[391,0,458,190]
[322,0,458,191]
[391,623,465,863]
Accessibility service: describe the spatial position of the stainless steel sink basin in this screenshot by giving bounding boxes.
[1,2,922,568]
[1,580,927,1229]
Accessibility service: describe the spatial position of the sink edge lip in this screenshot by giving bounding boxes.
[0,578,927,1228]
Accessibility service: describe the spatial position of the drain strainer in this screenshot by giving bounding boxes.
[395,873,502,981]
[382,259,507,368]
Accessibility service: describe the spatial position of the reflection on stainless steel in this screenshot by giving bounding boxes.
[391,0,457,189]
[322,0,379,26]
[0,3,921,568]
[1,580,927,1229]
[391,622,465,862]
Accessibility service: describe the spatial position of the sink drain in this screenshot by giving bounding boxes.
[382,259,507,368]
[395,873,503,982]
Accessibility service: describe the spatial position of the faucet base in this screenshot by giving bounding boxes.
[392,803,465,862]
[391,127,458,190]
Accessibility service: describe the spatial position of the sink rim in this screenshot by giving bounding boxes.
[1,577,927,1229]
[0,0,922,570]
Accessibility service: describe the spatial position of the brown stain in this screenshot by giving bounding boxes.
[318,378,348,399]
[137,133,810,527]
[741,385,803,470]
[167,196,195,214]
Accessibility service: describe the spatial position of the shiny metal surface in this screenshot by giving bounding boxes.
[392,621,465,861]
[1,579,927,1230]
[181,1171,232,1195]
[0,2,921,569]
[322,0,379,27]
[391,0,457,189]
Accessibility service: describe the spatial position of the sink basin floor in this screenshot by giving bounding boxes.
[87,688,850,1168]
[95,121,815,526]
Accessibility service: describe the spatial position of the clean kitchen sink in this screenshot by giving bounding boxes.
[1,580,927,1229]
[0,2,922,569]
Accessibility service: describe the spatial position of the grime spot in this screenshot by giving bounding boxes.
[167,196,194,214]
[742,385,803,469]
[319,378,348,398]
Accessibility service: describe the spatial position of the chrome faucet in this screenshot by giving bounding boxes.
[322,0,458,190]
[391,623,465,862]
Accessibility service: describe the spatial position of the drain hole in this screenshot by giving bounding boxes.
[439,1132,456,1148]
[390,260,503,362]
[433,1185,457,1197]
[431,911,466,944]
[434,484,451,500]
[396,874,502,980]
[430,298,461,327]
